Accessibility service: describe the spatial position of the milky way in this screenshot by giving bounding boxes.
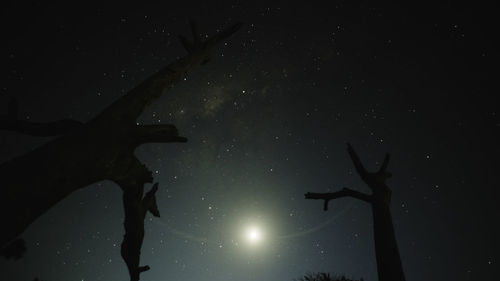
[0,2,498,281]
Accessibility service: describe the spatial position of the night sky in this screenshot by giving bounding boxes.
[0,2,498,281]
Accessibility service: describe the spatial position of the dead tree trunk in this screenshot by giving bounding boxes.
[305,143,406,281]
[0,20,242,281]
[120,182,160,281]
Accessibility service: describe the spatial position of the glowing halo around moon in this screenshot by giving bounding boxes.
[246,226,262,244]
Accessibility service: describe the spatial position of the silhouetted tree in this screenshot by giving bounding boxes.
[0,20,242,281]
[0,238,25,260]
[121,183,160,281]
[296,272,363,281]
[0,97,84,136]
[305,143,406,281]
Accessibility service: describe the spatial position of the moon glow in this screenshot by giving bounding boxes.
[246,226,262,244]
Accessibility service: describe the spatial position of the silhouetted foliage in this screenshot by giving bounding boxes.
[296,272,363,281]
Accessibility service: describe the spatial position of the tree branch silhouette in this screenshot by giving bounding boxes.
[305,143,406,281]
[0,20,242,281]
[305,188,372,210]
[0,97,83,136]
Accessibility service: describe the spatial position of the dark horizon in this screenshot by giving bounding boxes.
[0,2,498,281]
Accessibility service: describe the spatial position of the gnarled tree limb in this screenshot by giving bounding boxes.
[131,125,188,144]
[0,20,242,281]
[346,142,392,191]
[0,97,84,136]
[305,188,372,210]
[305,143,406,281]
[120,182,161,281]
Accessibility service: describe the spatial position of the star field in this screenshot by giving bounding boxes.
[0,2,498,281]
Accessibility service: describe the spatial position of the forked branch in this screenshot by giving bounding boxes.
[346,142,392,190]
[305,188,372,210]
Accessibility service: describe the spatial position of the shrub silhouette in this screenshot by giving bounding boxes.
[296,272,363,281]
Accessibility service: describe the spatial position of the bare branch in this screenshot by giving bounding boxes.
[305,188,372,210]
[189,19,201,44]
[138,265,150,273]
[120,180,159,281]
[178,34,193,53]
[346,143,368,178]
[347,143,392,190]
[178,19,202,54]
[1,97,83,136]
[304,144,405,281]
[132,124,188,144]
[0,238,25,260]
[0,20,241,281]
[91,21,243,126]
[179,20,244,54]
[142,183,160,218]
[207,22,244,46]
[378,153,391,173]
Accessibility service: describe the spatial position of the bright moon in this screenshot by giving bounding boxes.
[246,227,262,244]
